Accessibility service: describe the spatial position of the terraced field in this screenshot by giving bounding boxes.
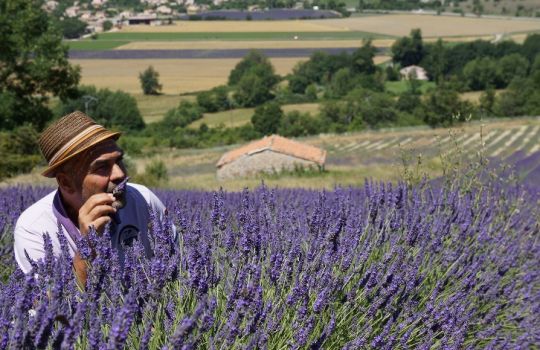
[320,119,540,161]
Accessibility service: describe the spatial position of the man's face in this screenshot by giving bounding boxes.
[72,139,128,209]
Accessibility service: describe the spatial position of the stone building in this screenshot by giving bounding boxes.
[216,135,326,180]
[400,65,429,81]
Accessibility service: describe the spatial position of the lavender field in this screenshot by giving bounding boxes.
[0,157,539,349]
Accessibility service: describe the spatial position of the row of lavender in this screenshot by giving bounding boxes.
[0,176,538,349]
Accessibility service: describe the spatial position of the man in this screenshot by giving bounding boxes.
[13,111,169,283]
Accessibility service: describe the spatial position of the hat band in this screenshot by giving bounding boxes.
[48,124,106,166]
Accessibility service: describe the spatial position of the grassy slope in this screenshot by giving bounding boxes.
[385,81,437,94]
[188,103,321,129]
[135,94,195,124]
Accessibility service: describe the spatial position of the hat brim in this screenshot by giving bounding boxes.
[41,130,121,178]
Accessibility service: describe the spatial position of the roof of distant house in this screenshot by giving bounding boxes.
[217,134,326,168]
[399,65,426,73]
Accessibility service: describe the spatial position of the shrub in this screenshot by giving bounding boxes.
[58,17,88,39]
[278,111,321,137]
[196,86,230,113]
[102,20,113,31]
[161,101,203,130]
[133,159,168,187]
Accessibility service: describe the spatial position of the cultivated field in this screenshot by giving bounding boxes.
[121,20,349,32]
[118,14,540,37]
[312,14,540,37]
[116,39,394,50]
[71,58,304,94]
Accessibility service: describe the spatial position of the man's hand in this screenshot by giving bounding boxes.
[78,193,117,236]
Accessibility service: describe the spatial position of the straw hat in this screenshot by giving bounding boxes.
[39,111,121,178]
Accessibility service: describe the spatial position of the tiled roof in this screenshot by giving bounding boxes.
[216,135,326,168]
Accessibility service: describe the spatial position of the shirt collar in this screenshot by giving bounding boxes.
[52,190,82,243]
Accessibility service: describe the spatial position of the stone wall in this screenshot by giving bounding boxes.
[217,150,318,180]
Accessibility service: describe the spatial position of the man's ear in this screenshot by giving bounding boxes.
[56,172,77,194]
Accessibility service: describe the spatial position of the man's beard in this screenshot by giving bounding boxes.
[108,177,129,209]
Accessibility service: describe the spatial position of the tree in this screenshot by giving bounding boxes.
[0,0,80,130]
[472,0,483,16]
[422,85,474,127]
[56,86,145,132]
[251,102,283,135]
[228,50,275,86]
[278,111,321,137]
[522,34,540,62]
[391,29,425,67]
[103,20,113,31]
[420,39,447,82]
[58,18,88,39]
[233,64,280,107]
[479,85,496,115]
[327,68,356,98]
[497,54,529,86]
[230,51,280,107]
[139,66,162,95]
[462,57,499,90]
[351,40,377,74]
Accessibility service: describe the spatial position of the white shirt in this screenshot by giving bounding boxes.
[14,183,168,274]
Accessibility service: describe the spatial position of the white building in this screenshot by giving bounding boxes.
[400,65,429,81]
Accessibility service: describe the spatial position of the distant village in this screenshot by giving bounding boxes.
[42,0,224,34]
[44,0,319,34]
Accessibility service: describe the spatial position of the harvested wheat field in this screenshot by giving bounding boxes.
[311,14,540,37]
[115,39,393,50]
[71,58,304,94]
[121,20,347,33]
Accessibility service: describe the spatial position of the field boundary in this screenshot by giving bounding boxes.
[68,47,389,59]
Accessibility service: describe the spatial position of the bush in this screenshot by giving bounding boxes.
[117,136,150,156]
[0,124,43,180]
[139,66,162,95]
[133,159,168,187]
[278,111,321,137]
[196,86,230,113]
[57,18,87,39]
[102,20,113,31]
[422,85,475,127]
[56,85,145,132]
[160,101,203,130]
[0,154,42,180]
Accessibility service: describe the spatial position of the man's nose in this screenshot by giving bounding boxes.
[110,163,126,182]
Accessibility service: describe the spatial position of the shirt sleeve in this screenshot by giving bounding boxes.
[14,223,45,274]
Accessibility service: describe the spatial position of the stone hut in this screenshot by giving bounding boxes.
[216,135,326,180]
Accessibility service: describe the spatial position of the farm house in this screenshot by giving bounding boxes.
[400,65,429,80]
[216,135,326,180]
